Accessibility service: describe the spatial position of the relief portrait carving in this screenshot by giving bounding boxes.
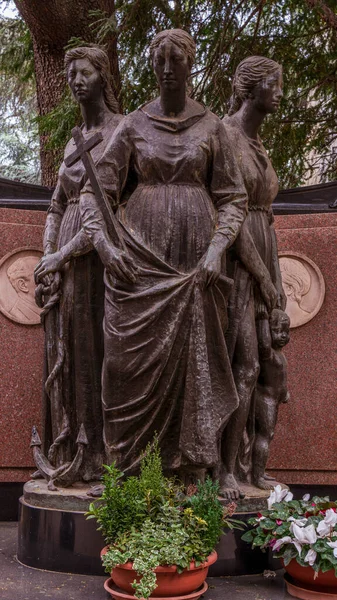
[0,249,42,325]
[279,252,325,328]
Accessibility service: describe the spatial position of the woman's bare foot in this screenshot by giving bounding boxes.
[31,470,43,480]
[254,476,275,491]
[87,484,105,497]
[219,472,242,500]
[264,472,276,482]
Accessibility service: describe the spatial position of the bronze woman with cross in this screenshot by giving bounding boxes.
[34,47,122,487]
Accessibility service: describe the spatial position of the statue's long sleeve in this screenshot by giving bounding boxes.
[80,118,132,264]
[209,121,248,255]
[44,181,66,254]
[44,172,93,262]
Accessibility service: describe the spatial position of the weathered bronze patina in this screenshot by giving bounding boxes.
[34,47,122,489]
[220,56,289,498]
[79,30,248,483]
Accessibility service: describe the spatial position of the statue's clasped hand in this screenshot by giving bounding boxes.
[105,245,138,284]
[276,287,287,311]
[35,271,62,308]
[260,277,278,313]
[197,245,222,289]
[34,252,64,283]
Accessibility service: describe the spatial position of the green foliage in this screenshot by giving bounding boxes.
[0,9,39,182]
[98,0,337,188]
[184,477,245,555]
[102,504,210,599]
[2,0,337,187]
[35,88,81,166]
[87,465,148,545]
[87,439,243,599]
[86,438,177,544]
[242,493,337,576]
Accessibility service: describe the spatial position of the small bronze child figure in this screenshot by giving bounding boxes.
[253,308,290,490]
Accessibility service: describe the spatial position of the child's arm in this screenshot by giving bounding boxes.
[279,356,289,404]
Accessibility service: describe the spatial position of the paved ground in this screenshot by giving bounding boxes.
[1,522,292,599]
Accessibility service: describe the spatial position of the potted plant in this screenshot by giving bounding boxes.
[242,486,337,598]
[87,440,244,599]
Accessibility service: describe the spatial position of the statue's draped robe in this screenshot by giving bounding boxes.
[43,113,123,480]
[222,115,280,481]
[81,104,248,473]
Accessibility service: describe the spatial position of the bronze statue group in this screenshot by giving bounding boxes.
[33,29,290,499]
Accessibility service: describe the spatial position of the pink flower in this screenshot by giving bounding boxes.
[269,539,277,549]
[276,520,283,525]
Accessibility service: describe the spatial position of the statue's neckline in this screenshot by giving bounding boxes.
[225,115,263,147]
[79,112,117,136]
[140,101,207,132]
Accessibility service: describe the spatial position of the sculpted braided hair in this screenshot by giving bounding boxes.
[229,56,281,116]
[149,29,196,71]
[64,46,119,114]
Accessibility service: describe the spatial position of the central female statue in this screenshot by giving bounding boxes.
[80,29,248,480]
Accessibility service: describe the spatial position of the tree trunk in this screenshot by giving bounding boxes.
[32,40,65,186]
[14,0,121,186]
[305,0,337,29]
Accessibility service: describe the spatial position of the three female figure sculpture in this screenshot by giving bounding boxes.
[35,32,289,494]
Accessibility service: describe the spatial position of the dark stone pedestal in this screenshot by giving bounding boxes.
[17,495,105,575]
[18,480,281,576]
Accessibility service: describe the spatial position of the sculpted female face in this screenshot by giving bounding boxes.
[67,57,103,104]
[152,40,190,92]
[251,70,283,114]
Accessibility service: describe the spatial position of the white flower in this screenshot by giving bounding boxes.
[302,494,310,502]
[272,536,302,556]
[293,540,303,555]
[291,523,317,545]
[267,486,293,509]
[288,517,308,527]
[327,541,337,558]
[304,549,317,566]
[317,511,337,538]
[317,520,331,538]
[325,509,337,527]
[273,536,292,551]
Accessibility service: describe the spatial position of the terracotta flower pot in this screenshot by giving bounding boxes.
[284,559,337,593]
[101,547,217,597]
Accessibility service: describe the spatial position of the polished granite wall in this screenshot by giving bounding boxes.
[0,208,336,485]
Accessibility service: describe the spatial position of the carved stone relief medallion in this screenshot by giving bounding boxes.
[279,251,325,328]
[0,248,43,325]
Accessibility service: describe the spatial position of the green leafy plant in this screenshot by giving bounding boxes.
[242,486,337,575]
[87,439,244,599]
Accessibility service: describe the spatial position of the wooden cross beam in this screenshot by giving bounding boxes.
[65,126,127,252]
